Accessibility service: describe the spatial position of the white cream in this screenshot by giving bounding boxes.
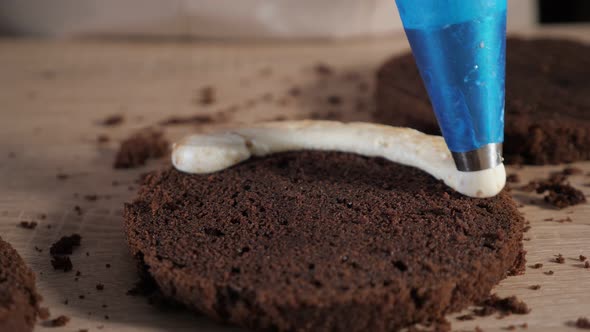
[172,120,506,198]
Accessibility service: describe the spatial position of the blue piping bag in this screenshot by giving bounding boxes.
[395,0,506,171]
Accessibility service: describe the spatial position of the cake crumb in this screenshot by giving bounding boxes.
[51,256,73,272]
[159,114,215,126]
[537,182,586,209]
[553,254,565,264]
[56,173,69,180]
[19,221,38,229]
[475,294,530,317]
[100,114,124,126]
[529,285,541,290]
[97,134,110,143]
[198,86,215,105]
[96,283,104,291]
[529,263,543,269]
[544,270,554,275]
[50,234,81,255]
[113,129,169,169]
[562,166,583,175]
[580,255,587,262]
[507,174,520,183]
[555,217,573,223]
[46,315,70,327]
[576,317,590,329]
[314,63,334,76]
[38,307,50,320]
[585,261,590,269]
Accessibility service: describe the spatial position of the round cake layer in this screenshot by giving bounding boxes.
[0,237,41,332]
[375,37,590,164]
[125,151,525,332]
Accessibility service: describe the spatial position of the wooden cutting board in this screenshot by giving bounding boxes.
[0,25,588,332]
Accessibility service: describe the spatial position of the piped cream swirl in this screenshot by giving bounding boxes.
[172,121,505,198]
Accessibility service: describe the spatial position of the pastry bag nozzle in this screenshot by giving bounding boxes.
[395,0,506,172]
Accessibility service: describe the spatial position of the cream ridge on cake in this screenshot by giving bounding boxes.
[171,120,506,198]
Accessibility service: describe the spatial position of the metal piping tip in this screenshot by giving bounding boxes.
[451,143,503,172]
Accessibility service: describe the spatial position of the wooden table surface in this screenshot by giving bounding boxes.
[0,25,589,332]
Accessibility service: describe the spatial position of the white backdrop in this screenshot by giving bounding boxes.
[0,0,537,39]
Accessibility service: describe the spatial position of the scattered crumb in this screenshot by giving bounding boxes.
[585,261,590,269]
[46,315,70,327]
[555,217,573,223]
[314,63,334,76]
[580,255,587,261]
[504,325,516,331]
[104,315,110,320]
[56,173,69,180]
[96,284,104,291]
[530,263,543,269]
[507,174,520,183]
[474,294,530,317]
[543,217,553,221]
[159,114,215,126]
[562,166,583,175]
[50,234,81,255]
[456,314,474,321]
[79,295,85,299]
[100,114,124,126]
[74,205,82,216]
[288,87,301,97]
[39,214,47,220]
[50,234,81,272]
[79,329,89,332]
[541,183,586,209]
[544,270,554,275]
[19,221,38,229]
[75,271,81,277]
[554,254,565,264]
[105,263,111,268]
[529,285,541,290]
[475,327,484,332]
[113,129,169,169]
[198,86,215,105]
[97,134,110,143]
[51,256,73,272]
[327,95,342,105]
[34,246,43,253]
[84,195,98,201]
[38,307,50,320]
[576,317,590,329]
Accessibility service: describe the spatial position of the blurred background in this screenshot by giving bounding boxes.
[0,0,588,40]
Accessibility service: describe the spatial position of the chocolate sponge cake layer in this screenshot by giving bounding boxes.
[0,237,42,332]
[125,151,525,332]
[375,37,590,164]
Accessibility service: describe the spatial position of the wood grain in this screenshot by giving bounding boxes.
[0,25,588,332]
